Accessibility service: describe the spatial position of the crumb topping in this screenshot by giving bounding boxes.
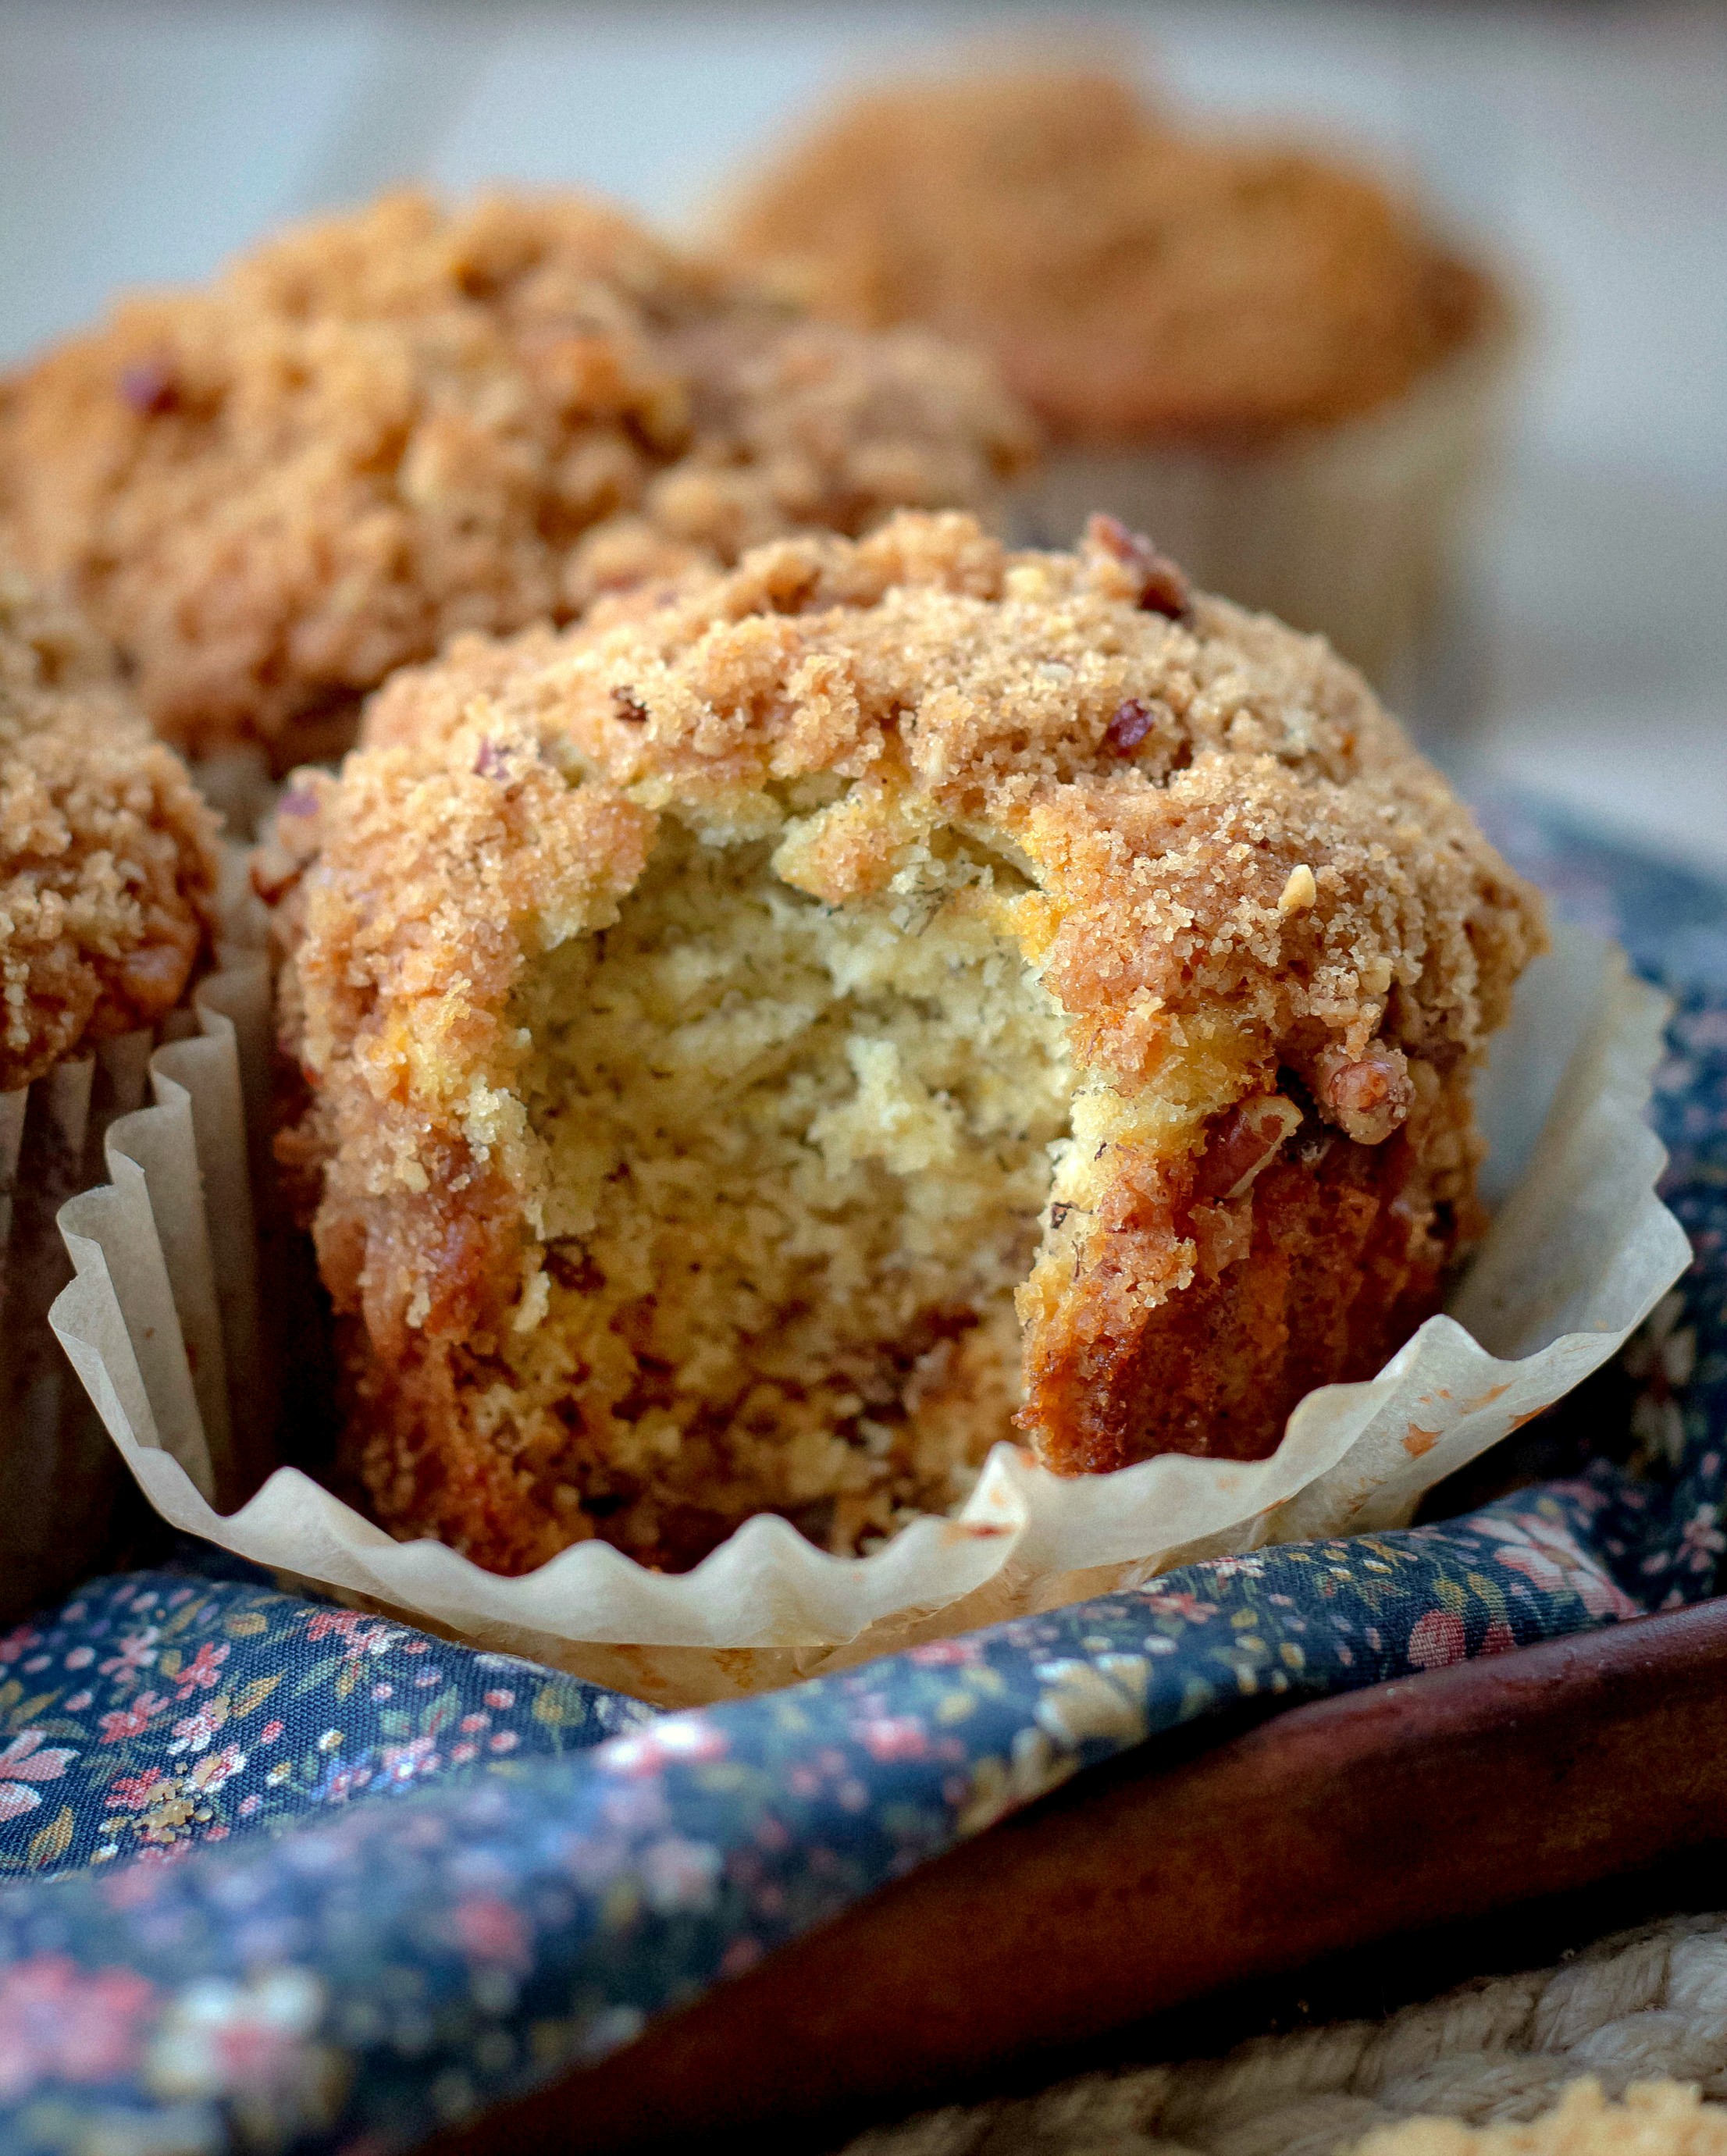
[725,69,1494,443]
[0,190,1032,760]
[0,567,219,1089]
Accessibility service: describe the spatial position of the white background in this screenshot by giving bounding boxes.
[2,0,1722,872]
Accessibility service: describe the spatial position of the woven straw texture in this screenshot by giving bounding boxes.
[846,1914,1727,2156]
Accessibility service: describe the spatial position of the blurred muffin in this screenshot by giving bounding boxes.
[263,511,1541,1575]
[0,190,1031,769]
[0,563,219,1622]
[726,69,1510,692]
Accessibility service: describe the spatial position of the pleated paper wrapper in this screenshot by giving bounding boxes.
[0,845,272,1624]
[50,923,1690,1706]
[1009,321,1515,709]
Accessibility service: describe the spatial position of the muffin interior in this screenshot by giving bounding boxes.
[501,819,1071,1564]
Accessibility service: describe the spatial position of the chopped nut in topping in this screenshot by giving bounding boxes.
[1315,1043,1415,1145]
[1279,863,1318,914]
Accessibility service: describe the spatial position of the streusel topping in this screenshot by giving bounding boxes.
[0,568,218,1089]
[0,190,1031,761]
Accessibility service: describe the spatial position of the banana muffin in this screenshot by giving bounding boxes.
[0,190,1031,767]
[0,564,218,1090]
[264,511,1543,1574]
[725,69,1507,686]
[0,564,219,1624]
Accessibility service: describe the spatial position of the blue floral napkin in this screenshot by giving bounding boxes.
[0,799,1722,2156]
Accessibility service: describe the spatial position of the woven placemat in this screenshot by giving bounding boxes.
[843,1912,1727,2156]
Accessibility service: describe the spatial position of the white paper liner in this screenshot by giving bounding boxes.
[1008,321,1515,709]
[50,923,1689,1706]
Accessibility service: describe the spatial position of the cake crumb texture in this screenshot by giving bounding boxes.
[269,511,1542,1571]
[0,566,219,1090]
[727,68,1492,443]
[0,190,1031,761]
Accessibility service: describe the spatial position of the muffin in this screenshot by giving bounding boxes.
[0,563,219,1620]
[725,69,1508,694]
[0,190,1031,770]
[262,511,1543,1575]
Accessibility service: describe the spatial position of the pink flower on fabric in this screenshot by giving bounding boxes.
[638,1835,722,1916]
[0,1626,41,1667]
[258,1720,285,1746]
[99,1628,161,1680]
[1480,1620,1519,1656]
[379,1738,441,1786]
[168,1705,226,1756]
[450,1894,530,1971]
[1477,1514,1640,1619]
[1141,1591,1220,1621]
[906,1638,982,1667]
[857,1715,928,1763]
[0,1954,157,2096]
[145,1968,324,2104]
[1680,1505,1727,1573]
[598,1715,728,1779]
[0,1731,77,1820]
[106,1770,176,1813]
[171,1642,230,1697]
[99,1691,167,1744]
[302,1610,402,1659]
[1407,1610,1468,1670]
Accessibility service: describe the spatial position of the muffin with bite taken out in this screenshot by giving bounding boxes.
[262,510,1543,1574]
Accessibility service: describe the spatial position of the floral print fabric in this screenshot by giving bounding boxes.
[0,1578,652,1884]
[0,802,1722,2156]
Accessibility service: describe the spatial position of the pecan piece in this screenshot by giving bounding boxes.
[117,360,180,417]
[1191,1093,1304,1204]
[1314,1044,1413,1145]
[1084,514,1191,619]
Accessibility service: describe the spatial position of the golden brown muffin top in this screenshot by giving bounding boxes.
[725,69,1493,443]
[0,568,219,1090]
[265,511,1540,1355]
[0,190,1032,762]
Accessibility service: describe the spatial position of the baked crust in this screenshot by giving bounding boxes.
[0,567,219,1090]
[0,191,1031,763]
[725,69,1494,444]
[265,512,1543,1569]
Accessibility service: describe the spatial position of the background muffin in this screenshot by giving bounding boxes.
[0,190,1031,769]
[265,511,1541,1576]
[725,68,1510,697]
[0,563,219,1623]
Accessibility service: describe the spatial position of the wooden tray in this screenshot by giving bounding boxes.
[438,1600,1727,2153]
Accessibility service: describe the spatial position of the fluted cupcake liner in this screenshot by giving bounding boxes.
[48,923,1687,1706]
